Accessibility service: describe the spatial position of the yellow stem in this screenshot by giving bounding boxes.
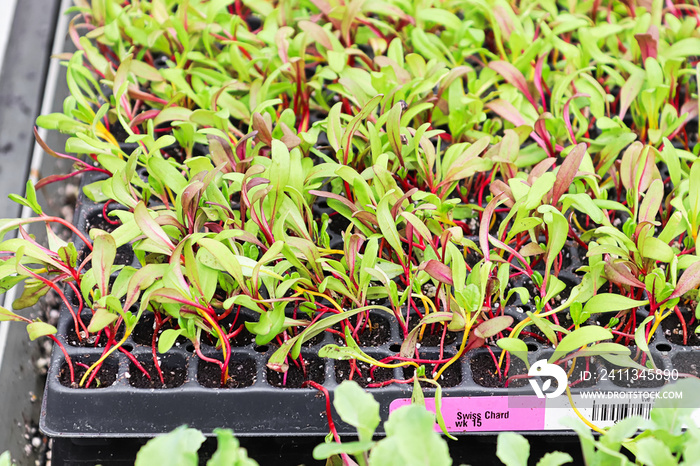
[498,317,533,368]
[433,312,477,381]
[566,386,606,434]
[318,248,345,255]
[80,332,131,387]
[415,293,438,341]
[294,288,343,313]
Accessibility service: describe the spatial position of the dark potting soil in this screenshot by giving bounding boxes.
[66,314,125,347]
[517,311,576,347]
[128,359,187,389]
[672,352,700,377]
[269,328,325,348]
[59,358,118,389]
[402,356,462,388]
[132,313,187,346]
[464,246,483,268]
[333,313,392,346]
[335,360,393,388]
[662,308,700,346]
[200,312,257,347]
[470,352,528,388]
[197,357,257,388]
[266,357,325,388]
[518,275,579,310]
[85,208,124,233]
[531,248,574,273]
[77,243,134,270]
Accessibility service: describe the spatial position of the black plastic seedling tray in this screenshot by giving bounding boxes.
[40,171,700,439]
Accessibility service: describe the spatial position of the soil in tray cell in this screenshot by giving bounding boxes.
[266,356,325,388]
[406,314,457,347]
[85,207,125,233]
[59,356,118,389]
[66,313,125,348]
[335,359,394,388]
[77,243,134,270]
[197,356,257,389]
[132,313,187,347]
[470,352,528,388]
[200,311,256,348]
[333,313,392,346]
[672,352,700,378]
[662,306,700,346]
[128,354,187,389]
[402,355,462,389]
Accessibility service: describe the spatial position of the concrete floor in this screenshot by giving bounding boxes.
[0,0,65,463]
[0,0,18,77]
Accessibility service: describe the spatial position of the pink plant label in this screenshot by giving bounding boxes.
[389,396,546,432]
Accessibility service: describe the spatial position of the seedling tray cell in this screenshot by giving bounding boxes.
[40,175,691,437]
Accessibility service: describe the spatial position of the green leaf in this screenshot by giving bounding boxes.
[635,316,655,354]
[535,451,573,466]
[377,192,404,263]
[496,432,530,466]
[312,441,375,460]
[369,405,451,466]
[671,260,700,299]
[158,329,185,354]
[538,206,568,277]
[92,233,116,297]
[497,338,530,370]
[619,68,645,119]
[0,306,23,322]
[148,158,188,196]
[13,280,50,310]
[26,322,57,341]
[341,94,383,163]
[134,202,175,254]
[549,326,613,363]
[206,428,259,466]
[634,438,677,465]
[333,381,380,443]
[0,451,10,466]
[88,306,118,333]
[135,426,205,466]
[581,294,647,319]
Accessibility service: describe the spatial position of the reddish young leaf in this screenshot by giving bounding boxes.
[635,26,658,61]
[474,315,513,339]
[134,202,176,253]
[551,143,587,205]
[671,260,700,299]
[421,259,453,286]
[619,69,646,120]
[604,262,645,288]
[488,61,536,108]
[309,190,357,212]
[638,178,663,225]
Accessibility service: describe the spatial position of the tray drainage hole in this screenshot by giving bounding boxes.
[389,344,401,352]
[527,343,538,352]
[656,343,672,353]
[254,345,269,353]
[185,344,195,353]
[121,343,134,352]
